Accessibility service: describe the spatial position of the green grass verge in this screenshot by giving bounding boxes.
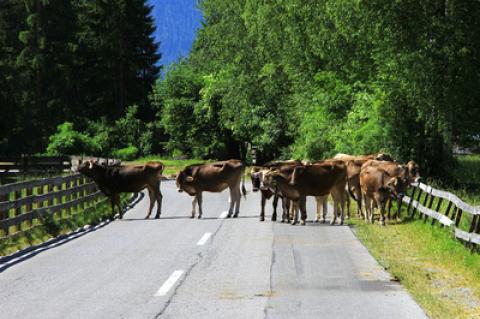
[349,204,480,319]
[0,194,130,257]
[127,156,207,176]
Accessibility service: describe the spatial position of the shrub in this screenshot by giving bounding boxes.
[112,145,139,160]
[46,122,97,155]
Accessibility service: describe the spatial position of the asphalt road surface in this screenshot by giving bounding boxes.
[0,181,427,319]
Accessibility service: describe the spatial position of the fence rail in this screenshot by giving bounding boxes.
[0,155,121,176]
[0,174,108,240]
[402,181,480,246]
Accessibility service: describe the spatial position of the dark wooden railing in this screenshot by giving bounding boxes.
[0,174,107,239]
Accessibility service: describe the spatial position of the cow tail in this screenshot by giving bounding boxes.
[346,174,357,201]
[242,166,247,199]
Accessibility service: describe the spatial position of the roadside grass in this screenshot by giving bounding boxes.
[0,193,130,257]
[127,156,207,176]
[349,202,480,319]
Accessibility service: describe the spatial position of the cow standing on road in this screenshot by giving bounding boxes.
[262,161,347,225]
[77,160,164,219]
[251,160,302,222]
[176,159,246,219]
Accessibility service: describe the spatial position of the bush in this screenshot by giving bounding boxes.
[112,145,139,160]
[46,122,97,155]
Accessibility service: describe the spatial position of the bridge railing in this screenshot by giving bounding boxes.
[0,174,107,239]
[402,181,480,246]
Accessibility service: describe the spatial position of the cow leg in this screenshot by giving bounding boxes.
[330,196,338,225]
[227,187,235,218]
[363,195,371,223]
[386,197,392,221]
[396,196,403,221]
[291,201,298,225]
[315,196,321,222]
[113,194,123,219]
[281,198,288,223]
[260,195,266,222]
[271,194,278,222]
[233,187,241,218]
[191,196,197,218]
[197,192,203,219]
[300,196,307,226]
[340,189,346,225]
[356,187,363,218]
[154,182,163,219]
[345,190,351,220]
[145,186,155,219]
[379,197,386,226]
[110,197,117,219]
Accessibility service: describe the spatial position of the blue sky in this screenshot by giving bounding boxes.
[148,0,203,67]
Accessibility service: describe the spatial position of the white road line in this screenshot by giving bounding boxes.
[219,211,228,219]
[154,270,184,297]
[196,232,212,246]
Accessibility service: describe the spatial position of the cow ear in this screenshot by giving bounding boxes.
[88,160,94,169]
[186,176,194,182]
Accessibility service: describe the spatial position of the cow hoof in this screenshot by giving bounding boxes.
[259,216,265,222]
[281,219,285,223]
[330,220,336,225]
[300,220,306,226]
[155,215,160,219]
[320,219,326,224]
[271,216,277,222]
[198,215,202,219]
[233,214,239,218]
[339,220,344,225]
[291,221,297,226]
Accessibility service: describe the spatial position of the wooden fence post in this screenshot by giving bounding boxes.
[431,198,443,226]
[412,189,423,218]
[0,192,9,235]
[14,189,22,232]
[407,186,417,216]
[454,209,463,228]
[26,186,33,227]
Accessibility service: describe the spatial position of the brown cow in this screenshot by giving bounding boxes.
[77,160,164,219]
[361,160,411,220]
[360,165,408,225]
[250,160,301,222]
[263,161,347,225]
[332,153,395,219]
[176,159,246,219]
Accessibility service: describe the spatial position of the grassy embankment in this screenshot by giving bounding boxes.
[0,187,130,257]
[349,155,480,319]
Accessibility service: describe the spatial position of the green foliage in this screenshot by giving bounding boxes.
[154,0,480,177]
[0,0,160,155]
[112,145,139,161]
[46,122,96,155]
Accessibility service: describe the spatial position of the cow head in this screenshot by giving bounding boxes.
[175,170,196,195]
[261,169,280,193]
[407,160,421,183]
[375,153,395,162]
[77,160,101,178]
[385,176,408,199]
[250,167,263,192]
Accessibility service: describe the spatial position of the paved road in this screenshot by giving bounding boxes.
[0,181,427,319]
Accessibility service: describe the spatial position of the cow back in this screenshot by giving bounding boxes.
[291,162,346,196]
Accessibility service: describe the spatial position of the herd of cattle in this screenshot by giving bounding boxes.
[76,153,420,226]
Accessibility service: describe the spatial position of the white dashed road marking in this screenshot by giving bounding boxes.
[154,270,184,297]
[196,232,212,246]
[219,211,228,219]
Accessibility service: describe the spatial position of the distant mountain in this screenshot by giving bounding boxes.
[148,0,203,67]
